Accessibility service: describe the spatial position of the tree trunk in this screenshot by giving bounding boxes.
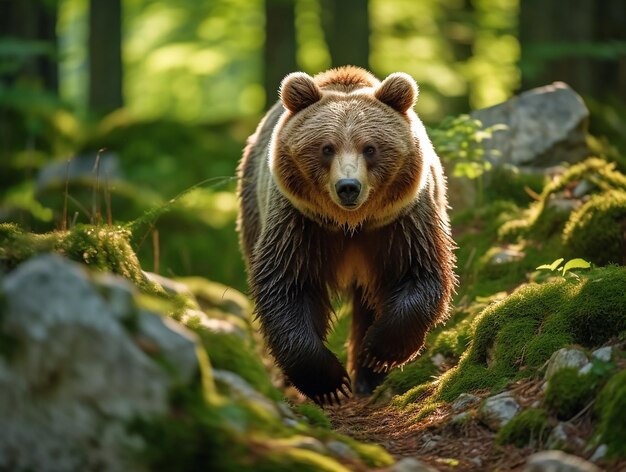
[0,0,58,92]
[321,0,370,70]
[88,0,123,115]
[520,0,626,101]
[264,0,297,107]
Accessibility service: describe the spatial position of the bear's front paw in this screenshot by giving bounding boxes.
[285,350,351,407]
[359,326,425,374]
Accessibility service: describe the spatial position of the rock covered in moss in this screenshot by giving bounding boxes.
[0,254,204,471]
[594,369,626,458]
[498,157,626,243]
[495,408,549,447]
[544,368,596,420]
[562,189,626,265]
[544,348,589,381]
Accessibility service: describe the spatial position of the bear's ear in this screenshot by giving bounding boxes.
[374,72,418,113]
[280,72,323,113]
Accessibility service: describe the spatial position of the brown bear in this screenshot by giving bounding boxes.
[237,66,456,406]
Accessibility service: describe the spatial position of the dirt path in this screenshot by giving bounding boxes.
[327,396,530,471]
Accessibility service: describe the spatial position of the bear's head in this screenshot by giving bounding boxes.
[269,67,433,230]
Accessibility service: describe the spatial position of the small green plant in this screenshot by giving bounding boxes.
[536,257,591,277]
[430,114,506,209]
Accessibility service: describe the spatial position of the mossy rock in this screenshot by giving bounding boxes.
[498,157,626,243]
[544,368,597,420]
[434,266,626,403]
[595,369,626,458]
[495,408,550,447]
[293,403,332,430]
[562,189,626,266]
[0,223,160,293]
[194,327,280,401]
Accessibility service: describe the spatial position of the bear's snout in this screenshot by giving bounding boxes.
[335,179,362,207]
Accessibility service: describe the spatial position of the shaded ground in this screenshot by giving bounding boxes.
[326,376,626,471]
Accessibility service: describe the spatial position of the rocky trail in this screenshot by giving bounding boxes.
[327,375,626,472]
[326,390,525,471]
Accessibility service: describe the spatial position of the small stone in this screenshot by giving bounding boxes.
[572,179,595,198]
[546,422,570,449]
[420,433,441,452]
[589,444,608,463]
[545,348,589,381]
[431,353,446,368]
[451,393,481,412]
[479,392,520,430]
[591,346,613,362]
[489,248,525,265]
[326,440,357,460]
[579,363,593,375]
[469,457,483,467]
[546,196,582,213]
[390,457,441,472]
[450,411,471,425]
[524,450,601,472]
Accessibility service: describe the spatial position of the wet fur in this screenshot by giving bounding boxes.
[237,66,456,405]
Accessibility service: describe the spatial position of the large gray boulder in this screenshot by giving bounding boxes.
[0,254,202,472]
[471,82,589,167]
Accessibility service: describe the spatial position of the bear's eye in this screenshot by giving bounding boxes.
[322,145,335,157]
[363,145,376,157]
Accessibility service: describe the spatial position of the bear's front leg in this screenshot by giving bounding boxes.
[359,272,448,373]
[254,285,351,405]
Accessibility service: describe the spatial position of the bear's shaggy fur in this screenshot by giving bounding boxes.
[237,66,456,405]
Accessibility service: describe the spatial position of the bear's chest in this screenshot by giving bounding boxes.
[334,244,374,291]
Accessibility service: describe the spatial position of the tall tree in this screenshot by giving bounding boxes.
[520,0,626,101]
[0,0,58,92]
[321,0,369,69]
[264,0,298,107]
[88,0,123,114]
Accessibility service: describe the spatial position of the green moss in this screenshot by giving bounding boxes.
[294,403,332,430]
[326,306,350,366]
[498,158,626,243]
[194,328,280,401]
[0,223,163,294]
[382,355,438,395]
[434,266,626,403]
[178,276,250,319]
[544,368,596,420]
[334,436,394,468]
[391,382,434,409]
[254,447,349,472]
[562,189,626,266]
[595,369,626,458]
[495,408,549,447]
[485,166,547,207]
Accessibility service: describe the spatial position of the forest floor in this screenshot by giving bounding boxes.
[326,375,624,472]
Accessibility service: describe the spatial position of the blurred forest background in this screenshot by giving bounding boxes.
[1,0,626,291]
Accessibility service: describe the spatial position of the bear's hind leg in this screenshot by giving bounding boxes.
[350,286,386,395]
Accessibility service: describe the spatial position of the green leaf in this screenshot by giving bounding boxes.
[536,258,563,271]
[562,258,591,275]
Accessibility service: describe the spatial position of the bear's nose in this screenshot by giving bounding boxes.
[335,179,361,206]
